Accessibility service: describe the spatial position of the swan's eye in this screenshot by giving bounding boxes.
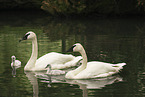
[23,33,30,40]
[67,45,76,52]
[19,33,31,42]
[72,45,76,49]
[73,45,76,48]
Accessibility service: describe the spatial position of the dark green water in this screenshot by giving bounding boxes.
[0,11,145,97]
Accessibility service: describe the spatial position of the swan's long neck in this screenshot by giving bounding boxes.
[73,47,88,74]
[24,37,38,71]
[46,65,51,74]
[12,58,15,67]
[80,47,87,69]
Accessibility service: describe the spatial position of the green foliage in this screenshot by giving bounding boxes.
[41,0,145,16]
[0,0,145,16]
[41,0,86,15]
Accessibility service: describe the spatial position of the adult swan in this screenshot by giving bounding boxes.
[65,43,126,79]
[19,31,82,71]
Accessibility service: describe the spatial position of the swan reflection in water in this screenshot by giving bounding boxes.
[35,72,65,87]
[11,66,22,77]
[25,72,39,97]
[10,68,124,97]
[65,75,122,89]
[24,71,64,97]
[24,71,123,97]
[65,76,122,97]
[66,75,122,97]
[12,67,17,77]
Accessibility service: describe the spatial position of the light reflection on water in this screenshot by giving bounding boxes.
[0,12,145,97]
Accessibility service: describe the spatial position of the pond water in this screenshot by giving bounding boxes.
[0,11,145,97]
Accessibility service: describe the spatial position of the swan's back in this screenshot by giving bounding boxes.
[35,52,75,70]
[15,60,21,67]
[87,62,126,76]
[51,56,82,69]
[87,61,126,71]
[11,60,21,68]
[71,61,126,79]
[46,69,66,75]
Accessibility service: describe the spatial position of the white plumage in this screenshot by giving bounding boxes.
[11,55,21,68]
[35,52,82,70]
[65,43,126,79]
[20,31,82,71]
[45,64,66,75]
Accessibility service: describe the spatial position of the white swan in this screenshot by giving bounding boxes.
[19,31,82,71]
[65,43,126,79]
[11,55,21,68]
[45,64,65,75]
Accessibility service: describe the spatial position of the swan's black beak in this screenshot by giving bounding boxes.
[45,64,51,69]
[19,37,26,42]
[19,39,23,42]
[67,45,76,52]
[19,33,30,42]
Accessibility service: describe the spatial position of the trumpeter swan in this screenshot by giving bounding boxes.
[19,31,82,71]
[65,43,126,79]
[11,55,21,68]
[45,64,65,75]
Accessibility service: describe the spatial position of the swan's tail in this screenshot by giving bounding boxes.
[63,56,83,68]
[112,63,126,72]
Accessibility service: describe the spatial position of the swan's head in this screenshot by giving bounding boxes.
[45,64,52,74]
[19,31,36,42]
[67,43,83,52]
[11,55,16,61]
[45,64,51,70]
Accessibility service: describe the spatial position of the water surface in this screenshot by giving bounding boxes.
[0,11,145,97]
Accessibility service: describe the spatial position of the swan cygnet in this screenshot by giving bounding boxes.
[11,55,21,68]
[45,64,66,75]
[19,31,82,71]
[65,43,126,79]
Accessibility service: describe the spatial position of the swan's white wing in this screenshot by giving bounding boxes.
[46,70,66,75]
[34,52,75,70]
[73,61,125,79]
[15,60,21,67]
[51,56,82,69]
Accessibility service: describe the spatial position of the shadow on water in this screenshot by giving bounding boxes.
[0,11,144,96]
